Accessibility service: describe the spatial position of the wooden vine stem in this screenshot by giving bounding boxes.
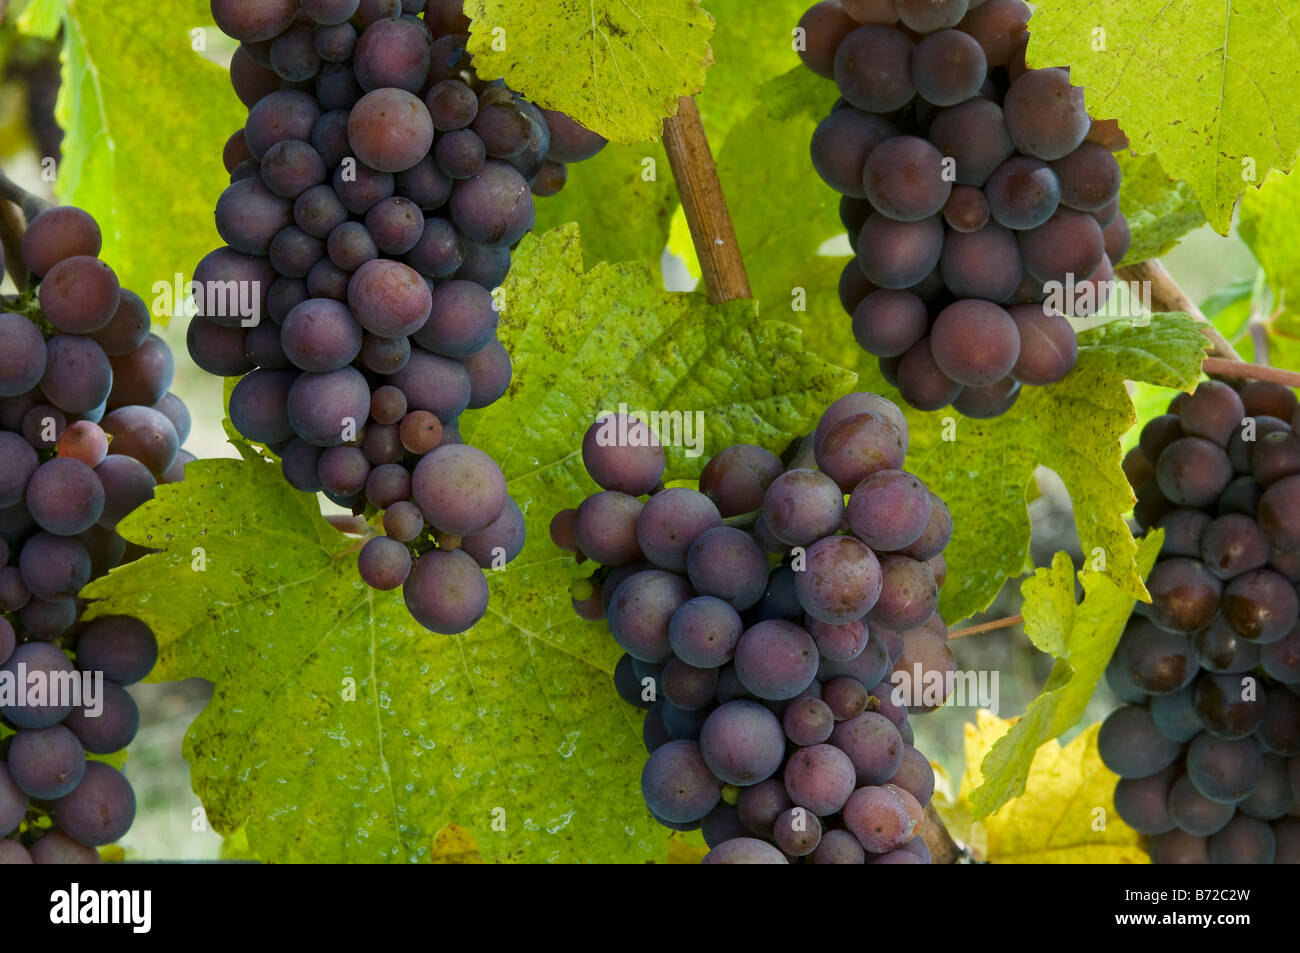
[948,614,1024,640]
[661,97,752,304]
[662,97,966,863]
[1115,258,1300,387]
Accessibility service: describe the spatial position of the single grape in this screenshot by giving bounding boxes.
[843,785,913,853]
[857,213,945,289]
[63,682,140,754]
[642,739,720,823]
[938,223,1023,302]
[698,700,785,787]
[1003,67,1090,160]
[1208,816,1276,864]
[698,444,783,517]
[702,837,788,864]
[1221,568,1299,642]
[1113,766,1177,835]
[403,549,489,634]
[607,570,693,663]
[1097,704,1182,779]
[733,620,819,701]
[1168,773,1235,836]
[686,526,769,611]
[1186,732,1262,803]
[911,28,986,106]
[794,535,884,625]
[863,136,952,222]
[8,726,85,800]
[358,536,413,590]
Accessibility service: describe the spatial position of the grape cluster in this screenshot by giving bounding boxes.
[551,393,958,862]
[799,0,1130,418]
[195,0,608,633]
[1,203,179,864]
[1104,379,1300,864]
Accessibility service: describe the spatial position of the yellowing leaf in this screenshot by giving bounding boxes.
[966,534,1164,818]
[1026,0,1300,233]
[664,833,709,864]
[943,711,1148,864]
[431,824,485,864]
[465,0,715,143]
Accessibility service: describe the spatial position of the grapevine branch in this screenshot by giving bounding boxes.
[662,97,965,862]
[1116,259,1300,387]
[661,97,752,304]
[948,614,1023,639]
[1115,259,1242,361]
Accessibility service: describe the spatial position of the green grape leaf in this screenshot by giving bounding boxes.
[696,0,810,148]
[1240,166,1300,302]
[458,224,857,478]
[1025,0,1300,233]
[15,0,63,38]
[715,103,849,384]
[82,224,854,864]
[1236,171,1300,367]
[759,66,840,124]
[533,143,677,270]
[39,0,243,313]
[967,533,1164,819]
[1117,153,1206,266]
[532,0,812,270]
[464,0,715,143]
[907,315,1207,622]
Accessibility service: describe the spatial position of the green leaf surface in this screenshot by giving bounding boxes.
[465,0,715,143]
[1025,0,1300,233]
[759,66,840,124]
[696,0,809,147]
[967,533,1164,818]
[1235,172,1300,368]
[716,103,846,337]
[83,225,854,864]
[532,142,676,270]
[534,0,814,270]
[459,225,858,478]
[44,0,243,312]
[1240,169,1300,301]
[1117,152,1206,265]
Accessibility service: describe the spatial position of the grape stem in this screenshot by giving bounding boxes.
[921,803,968,864]
[661,97,753,304]
[1114,258,1243,362]
[1201,357,1300,387]
[1115,258,1300,386]
[947,614,1023,639]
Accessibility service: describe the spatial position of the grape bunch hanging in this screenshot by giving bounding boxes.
[194,0,607,634]
[799,0,1130,418]
[1,202,185,863]
[551,393,958,862]
[1104,379,1300,864]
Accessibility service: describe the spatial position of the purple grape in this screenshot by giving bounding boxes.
[698,700,785,786]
